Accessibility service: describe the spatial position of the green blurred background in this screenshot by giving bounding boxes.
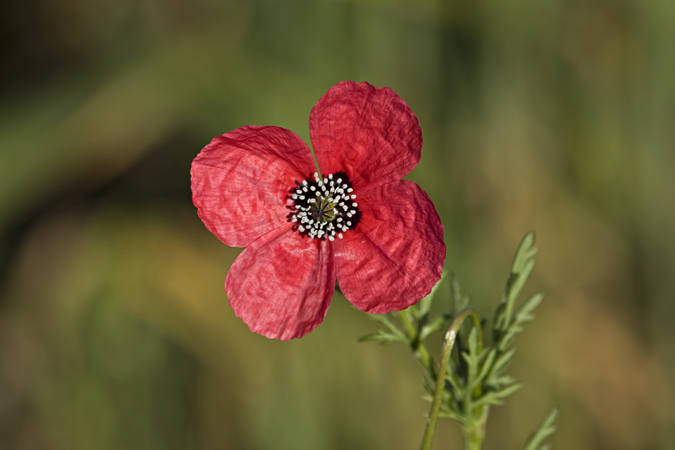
[1,0,674,449]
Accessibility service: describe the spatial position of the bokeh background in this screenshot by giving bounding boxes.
[1,0,674,449]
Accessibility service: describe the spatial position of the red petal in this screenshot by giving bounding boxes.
[225,225,336,340]
[334,180,445,313]
[309,81,422,191]
[191,126,316,247]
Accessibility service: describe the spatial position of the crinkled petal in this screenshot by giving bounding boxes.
[191,126,316,247]
[309,81,422,191]
[334,180,445,313]
[225,225,336,340]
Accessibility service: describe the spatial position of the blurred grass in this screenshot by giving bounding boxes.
[1,0,674,449]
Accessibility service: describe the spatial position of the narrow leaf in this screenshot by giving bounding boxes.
[419,270,448,317]
[450,274,468,317]
[495,231,538,333]
[474,348,497,388]
[358,332,406,345]
[420,314,449,341]
[523,407,559,450]
[472,383,523,409]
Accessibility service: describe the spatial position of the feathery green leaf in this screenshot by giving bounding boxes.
[523,407,559,450]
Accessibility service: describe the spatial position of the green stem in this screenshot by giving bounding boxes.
[464,417,487,450]
[419,308,482,450]
[398,311,437,379]
[398,310,417,338]
[415,344,437,380]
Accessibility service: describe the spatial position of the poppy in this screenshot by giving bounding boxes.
[191,81,445,340]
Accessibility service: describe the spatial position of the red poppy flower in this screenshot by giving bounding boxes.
[191,81,445,340]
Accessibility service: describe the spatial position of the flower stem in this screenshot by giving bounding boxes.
[415,343,437,380]
[419,308,482,450]
[398,311,437,379]
[398,310,417,338]
[463,416,487,450]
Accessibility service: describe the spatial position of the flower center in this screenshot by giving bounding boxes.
[287,171,361,241]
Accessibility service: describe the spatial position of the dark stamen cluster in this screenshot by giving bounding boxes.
[287,171,361,240]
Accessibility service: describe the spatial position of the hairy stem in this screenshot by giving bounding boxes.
[399,311,437,380]
[463,408,489,450]
[419,308,482,450]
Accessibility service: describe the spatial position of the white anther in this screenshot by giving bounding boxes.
[353,202,358,207]
[347,188,353,193]
[338,233,343,239]
[328,235,335,241]
[351,194,356,199]
[298,225,305,232]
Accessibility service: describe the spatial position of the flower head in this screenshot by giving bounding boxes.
[191,81,445,340]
